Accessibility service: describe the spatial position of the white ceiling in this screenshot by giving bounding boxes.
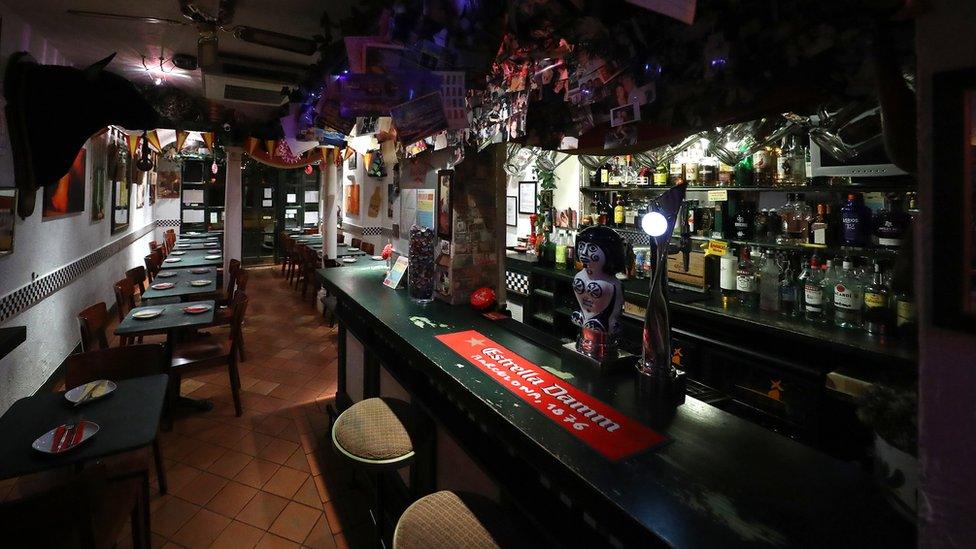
[5,0,351,117]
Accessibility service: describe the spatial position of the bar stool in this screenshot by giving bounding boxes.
[393,491,519,549]
[331,397,417,537]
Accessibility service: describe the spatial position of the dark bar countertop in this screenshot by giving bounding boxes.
[319,264,911,547]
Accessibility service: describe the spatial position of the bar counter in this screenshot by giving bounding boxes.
[319,264,911,547]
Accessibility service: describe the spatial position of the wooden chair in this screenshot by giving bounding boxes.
[361,242,375,255]
[337,233,345,244]
[0,468,149,548]
[64,344,169,494]
[126,266,149,299]
[78,302,111,351]
[150,248,164,269]
[149,240,160,254]
[171,294,249,416]
[113,278,139,346]
[209,270,248,362]
[301,246,320,301]
[280,233,294,277]
[144,254,158,282]
[351,237,363,249]
[217,259,242,306]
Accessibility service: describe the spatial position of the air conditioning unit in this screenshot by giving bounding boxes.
[202,54,305,106]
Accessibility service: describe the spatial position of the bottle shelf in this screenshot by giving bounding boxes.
[580,184,917,194]
[685,235,901,257]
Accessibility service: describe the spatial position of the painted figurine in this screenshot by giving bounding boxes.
[571,226,626,361]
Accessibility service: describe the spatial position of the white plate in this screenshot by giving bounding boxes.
[371,255,384,261]
[170,251,186,255]
[205,243,219,247]
[164,258,181,263]
[132,308,163,320]
[33,421,100,454]
[204,255,221,260]
[155,271,177,278]
[337,243,348,247]
[189,280,210,287]
[342,257,357,263]
[151,283,175,290]
[185,232,199,235]
[183,304,213,314]
[346,247,360,252]
[191,268,211,274]
[64,380,117,405]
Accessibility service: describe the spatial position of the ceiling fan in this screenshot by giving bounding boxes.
[67,0,319,68]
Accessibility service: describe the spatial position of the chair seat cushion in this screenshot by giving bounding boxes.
[171,339,232,369]
[332,398,414,465]
[393,491,512,549]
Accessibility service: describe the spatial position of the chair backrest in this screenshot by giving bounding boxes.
[230,293,250,350]
[78,302,111,352]
[303,228,318,235]
[113,278,137,322]
[0,473,101,547]
[150,249,164,269]
[234,269,250,296]
[351,237,362,248]
[226,259,241,296]
[361,242,375,255]
[64,344,166,388]
[143,255,156,282]
[126,266,148,294]
[337,233,345,244]
[149,240,160,253]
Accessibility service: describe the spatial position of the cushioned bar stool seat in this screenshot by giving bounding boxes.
[332,397,416,469]
[393,491,518,549]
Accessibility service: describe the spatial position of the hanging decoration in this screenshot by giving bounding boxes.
[145,129,162,152]
[136,130,155,171]
[126,132,140,159]
[174,130,190,153]
[242,136,329,169]
[200,131,215,152]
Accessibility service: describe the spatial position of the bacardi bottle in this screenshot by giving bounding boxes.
[863,263,892,335]
[833,260,863,329]
[803,257,825,322]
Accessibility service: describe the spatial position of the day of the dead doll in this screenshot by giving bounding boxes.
[571,225,626,361]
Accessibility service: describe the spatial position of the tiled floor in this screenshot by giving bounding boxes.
[130,266,377,548]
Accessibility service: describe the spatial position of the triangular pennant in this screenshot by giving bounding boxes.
[244,137,260,156]
[265,140,277,156]
[146,130,162,152]
[174,130,189,152]
[201,132,216,151]
[126,133,140,158]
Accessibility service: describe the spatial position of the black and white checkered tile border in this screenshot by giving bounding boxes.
[362,226,384,236]
[0,222,156,324]
[155,219,182,228]
[505,271,530,296]
[613,227,651,247]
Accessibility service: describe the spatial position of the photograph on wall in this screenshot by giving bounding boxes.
[0,188,15,256]
[136,171,146,209]
[90,167,105,221]
[391,92,449,145]
[148,170,157,205]
[437,169,453,240]
[518,181,537,214]
[111,179,130,234]
[157,170,180,198]
[610,102,641,127]
[42,148,86,218]
[506,195,518,227]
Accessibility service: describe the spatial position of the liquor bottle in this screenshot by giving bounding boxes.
[873,194,910,248]
[753,146,778,186]
[809,203,829,245]
[820,259,840,322]
[803,256,825,322]
[625,200,638,227]
[734,152,754,187]
[778,135,806,186]
[625,239,636,278]
[712,203,726,239]
[754,209,770,241]
[833,260,863,329]
[701,156,719,186]
[653,165,668,186]
[613,195,625,227]
[778,193,812,244]
[863,263,891,335]
[602,196,615,226]
[767,208,782,242]
[895,290,917,341]
[598,162,610,187]
[687,200,697,234]
[780,256,800,317]
[759,251,782,313]
[555,231,567,266]
[736,246,759,309]
[669,159,685,186]
[840,193,871,246]
[608,159,622,187]
[720,247,738,308]
[634,247,646,280]
[685,159,700,186]
[733,202,756,240]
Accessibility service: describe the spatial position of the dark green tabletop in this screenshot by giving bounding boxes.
[159,249,223,270]
[115,300,216,336]
[319,265,908,547]
[178,231,223,240]
[173,240,222,251]
[142,268,218,301]
[0,375,168,480]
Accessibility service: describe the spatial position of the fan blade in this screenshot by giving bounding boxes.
[66,10,187,26]
[231,26,317,56]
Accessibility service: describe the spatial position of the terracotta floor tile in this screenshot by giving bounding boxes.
[210,520,265,549]
[283,446,311,472]
[236,490,289,530]
[230,431,276,456]
[207,481,259,518]
[171,508,231,548]
[208,450,253,479]
[200,425,252,448]
[258,438,300,464]
[263,465,309,499]
[237,458,281,488]
[269,501,323,543]
[292,476,323,510]
[274,348,300,360]
[255,532,300,549]
[151,496,200,537]
[165,462,203,494]
[254,414,292,436]
[303,513,337,549]
[180,441,227,470]
[269,383,301,399]
[173,471,227,507]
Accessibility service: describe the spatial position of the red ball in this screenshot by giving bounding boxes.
[470,287,496,310]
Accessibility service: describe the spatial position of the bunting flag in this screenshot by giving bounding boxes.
[174,130,189,153]
[126,132,140,158]
[244,137,261,156]
[200,131,216,151]
[343,147,355,160]
[145,130,162,152]
[243,138,329,169]
[264,139,277,155]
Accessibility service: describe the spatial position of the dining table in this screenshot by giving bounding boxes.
[142,268,218,302]
[172,240,222,251]
[159,249,224,270]
[178,231,223,240]
[0,375,169,481]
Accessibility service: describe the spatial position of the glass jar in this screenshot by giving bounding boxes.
[408,225,436,303]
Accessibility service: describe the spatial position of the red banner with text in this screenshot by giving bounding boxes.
[436,330,666,461]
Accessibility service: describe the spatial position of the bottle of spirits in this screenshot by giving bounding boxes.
[873,194,910,248]
[734,149,754,187]
[625,239,636,278]
[895,291,918,341]
[613,195,625,227]
[778,193,812,244]
[753,146,778,186]
[733,202,756,240]
[736,246,759,309]
[809,203,829,245]
[625,200,638,228]
[759,251,782,313]
[712,203,726,239]
[754,209,770,241]
[669,159,685,186]
[555,231,567,266]
[720,247,738,308]
[654,165,668,186]
[803,256,825,322]
[863,263,891,335]
[820,259,839,322]
[833,260,863,329]
[780,256,800,317]
[840,193,871,246]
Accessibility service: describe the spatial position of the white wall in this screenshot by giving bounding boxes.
[0,6,156,413]
[504,153,581,246]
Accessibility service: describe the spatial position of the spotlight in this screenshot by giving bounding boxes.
[641,211,668,237]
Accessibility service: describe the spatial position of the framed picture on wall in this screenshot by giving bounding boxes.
[518,181,536,214]
[437,169,453,240]
[0,187,16,256]
[91,167,105,221]
[506,196,518,227]
[348,152,357,170]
